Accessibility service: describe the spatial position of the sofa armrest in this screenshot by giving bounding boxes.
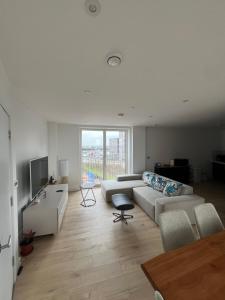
[155,194,205,225]
[117,174,142,181]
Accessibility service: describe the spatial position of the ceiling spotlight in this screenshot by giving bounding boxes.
[89,4,97,12]
[85,0,101,16]
[84,89,92,95]
[118,113,124,117]
[107,54,122,67]
[182,99,190,103]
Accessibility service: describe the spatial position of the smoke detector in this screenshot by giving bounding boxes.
[106,53,122,67]
[85,0,101,16]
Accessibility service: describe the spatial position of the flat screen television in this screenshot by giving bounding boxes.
[30,156,48,200]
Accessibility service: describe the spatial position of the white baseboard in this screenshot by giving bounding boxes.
[69,186,80,192]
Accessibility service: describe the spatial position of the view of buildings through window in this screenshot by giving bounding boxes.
[81,129,127,184]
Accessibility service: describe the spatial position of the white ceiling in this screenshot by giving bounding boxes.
[0,0,225,126]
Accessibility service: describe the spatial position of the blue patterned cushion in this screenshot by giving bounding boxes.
[149,174,157,188]
[153,176,167,192]
[163,181,183,196]
[142,171,155,187]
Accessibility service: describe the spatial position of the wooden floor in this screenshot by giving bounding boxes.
[194,181,225,222]
[14,189,161,300]
[14,181,225,300]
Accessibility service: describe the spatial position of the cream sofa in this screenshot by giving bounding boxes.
[101,172,205,224]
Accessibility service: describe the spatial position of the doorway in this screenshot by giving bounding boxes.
[0,104,14,300]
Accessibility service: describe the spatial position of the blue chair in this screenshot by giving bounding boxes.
[87,171,96,184]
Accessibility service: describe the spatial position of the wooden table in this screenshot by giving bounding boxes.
[141,231,225,300]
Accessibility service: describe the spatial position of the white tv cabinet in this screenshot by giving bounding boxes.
[23,184,68,236]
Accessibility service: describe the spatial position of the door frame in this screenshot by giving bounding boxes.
[79,126,131,183]
[0,104,18,286]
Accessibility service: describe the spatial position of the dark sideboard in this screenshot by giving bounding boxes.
[212,161,225,181]
[154,165,190,184]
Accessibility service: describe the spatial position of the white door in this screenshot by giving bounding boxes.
[0,105,13,300]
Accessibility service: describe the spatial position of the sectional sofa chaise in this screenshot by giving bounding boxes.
[101,171,205,224]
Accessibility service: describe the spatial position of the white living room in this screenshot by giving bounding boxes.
[0,1,225,300]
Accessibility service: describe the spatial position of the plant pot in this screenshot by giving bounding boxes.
[20,244,33,256]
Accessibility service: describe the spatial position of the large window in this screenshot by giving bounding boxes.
[81,129,128,184]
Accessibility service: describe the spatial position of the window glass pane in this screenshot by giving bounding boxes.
[81,129,127,182]
[81,130,103,184]
[105,131,126,179]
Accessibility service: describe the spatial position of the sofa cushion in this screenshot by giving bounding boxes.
[163,181,183,197]
[149,172,193,196]
[101,180,146,202]
[117,174,142,181]
[133,186,166,221]
[142,171,155,187]
[150,174,157,187]
[181,184,193,195]
[153,176,168,192]
[155,194,205,224]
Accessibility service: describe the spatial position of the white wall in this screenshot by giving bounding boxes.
[12,100,48,232]
[48,122,59,179]
[132,126,146,173]
[146,127,221,179]
[0,57,19,278]
[0,58,48,273]
[48,123,141,189]
[57,124,80,191]
[48,122,80,191]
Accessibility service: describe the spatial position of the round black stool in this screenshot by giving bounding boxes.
[112,194,134,224]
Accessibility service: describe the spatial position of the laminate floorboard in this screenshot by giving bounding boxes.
[14,188,160,300]
[14,181,225,300]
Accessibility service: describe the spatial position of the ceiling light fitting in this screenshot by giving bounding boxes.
[84,89,92,95]
[107,54,122,67]
[85,0,101,16]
